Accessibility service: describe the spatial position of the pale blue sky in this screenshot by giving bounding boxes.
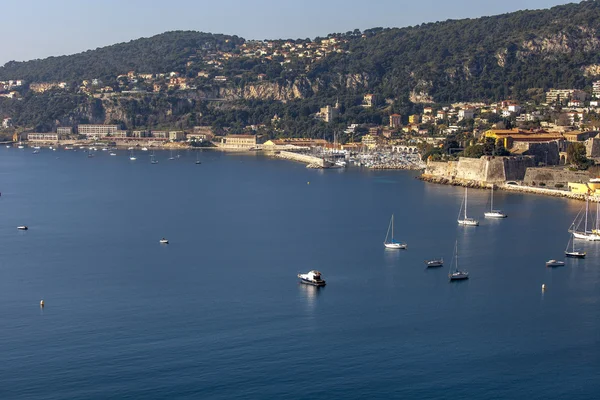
[0,0,577,65]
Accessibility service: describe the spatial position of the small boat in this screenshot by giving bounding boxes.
[5,145,10,148]
[64,146,73,150]
[449,241,469,281]
[127,147,134,151]
[546,259,565,267]
[195,151,201,164]
[565,233,586,258]
[141,147,148,151]
[17,145,24,149]
[102,148,108,151]
[17,225,28,230]
[383,214,407,249]
[109,152,117,156]
[32,150,40,154]
[129,149,136,161]
[159,238,169,244]
[33,146,41,150]
[484,185,507,218]
[151,151,159,164]
[425,258,444,267]
[457,188,479,226]
[298,270,326,286]
[79,146,85,149]
[168,150,175,160]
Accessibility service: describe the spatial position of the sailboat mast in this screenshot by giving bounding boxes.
[585,196,589,233]
[490,186,494,211]
[464,188,468,219]
[391,214,394,240]
[455,240,459,271]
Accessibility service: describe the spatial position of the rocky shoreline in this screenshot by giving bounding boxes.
[419,174,598,202]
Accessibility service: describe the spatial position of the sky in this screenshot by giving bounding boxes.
[0,0,578,65]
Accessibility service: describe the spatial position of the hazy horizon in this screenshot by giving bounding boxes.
[0,0,579,66]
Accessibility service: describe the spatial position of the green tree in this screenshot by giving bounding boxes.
[567,142,593,170]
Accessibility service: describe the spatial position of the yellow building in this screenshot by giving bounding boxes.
[408,114,420,124]
[568,182,600,195]
[361,134,379,149]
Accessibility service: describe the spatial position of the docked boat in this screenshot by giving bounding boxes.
[484,185,507,218]
[569,197,600,240]
[457,188,479,226]
[141,147,148,151]
[159,238,169,244]
[17,225,28,230]
[383,214,407,249]
[565,233,586,258]
[425,258,444,267]
[298,270,326,286]
[546,259,565,267]
[449,241,469,281]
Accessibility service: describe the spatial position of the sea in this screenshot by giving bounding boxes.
[1,147,599,399]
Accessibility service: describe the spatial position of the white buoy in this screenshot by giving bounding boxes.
[40,299,44,307]
[542,284,546,291]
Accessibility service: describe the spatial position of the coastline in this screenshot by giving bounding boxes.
[419,174,599,202]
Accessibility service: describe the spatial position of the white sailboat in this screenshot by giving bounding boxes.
[569,197,600,241]
[169,149,175,160]
[383,214,407,249]
[449,240,469,281]
[129,149,137,161]
[150,151,159,164]
[457,188,479,226]
[484,185,507,218]
[195,151,201,164]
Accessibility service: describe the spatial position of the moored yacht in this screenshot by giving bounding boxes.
[484,186,507,218]
[449,240,469,281]
[17,225,28,230]
[425,258,444,267]
[159,238,169,244]
[546,259,565,267]
[457,188,479,226]
[298,270,326,286]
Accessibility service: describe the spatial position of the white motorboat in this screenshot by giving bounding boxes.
[449,241,469,281]
[458,188,479,226]
[6,145,10,148]
[17,145,24,149]
[426,258,444,267]
[159,238,169,244]
[102,148,108,151]
[127,147,134,150]
[546,259,565,267]
[109,152,117,156]
[298,270,326,286]
[17,225,28,230]
[383,214,407,249]
[33,146,41,150]
[141,147,148,151]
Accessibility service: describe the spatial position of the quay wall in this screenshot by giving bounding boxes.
[276,151,328,167]
[523,168,589,186]
[423,156,535,184]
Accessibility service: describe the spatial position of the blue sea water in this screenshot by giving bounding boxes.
[0,147,599,399]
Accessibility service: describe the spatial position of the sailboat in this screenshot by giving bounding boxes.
[383,214,407,249]
[457,188,479,226]
[169,149,175,160]
[129,149,137,161]
[449,240,469,281]
[151,151,159,164]
[569,197,600,240]
[484,185,507,218]
[195,151,201,165]
[565,233,586,258]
